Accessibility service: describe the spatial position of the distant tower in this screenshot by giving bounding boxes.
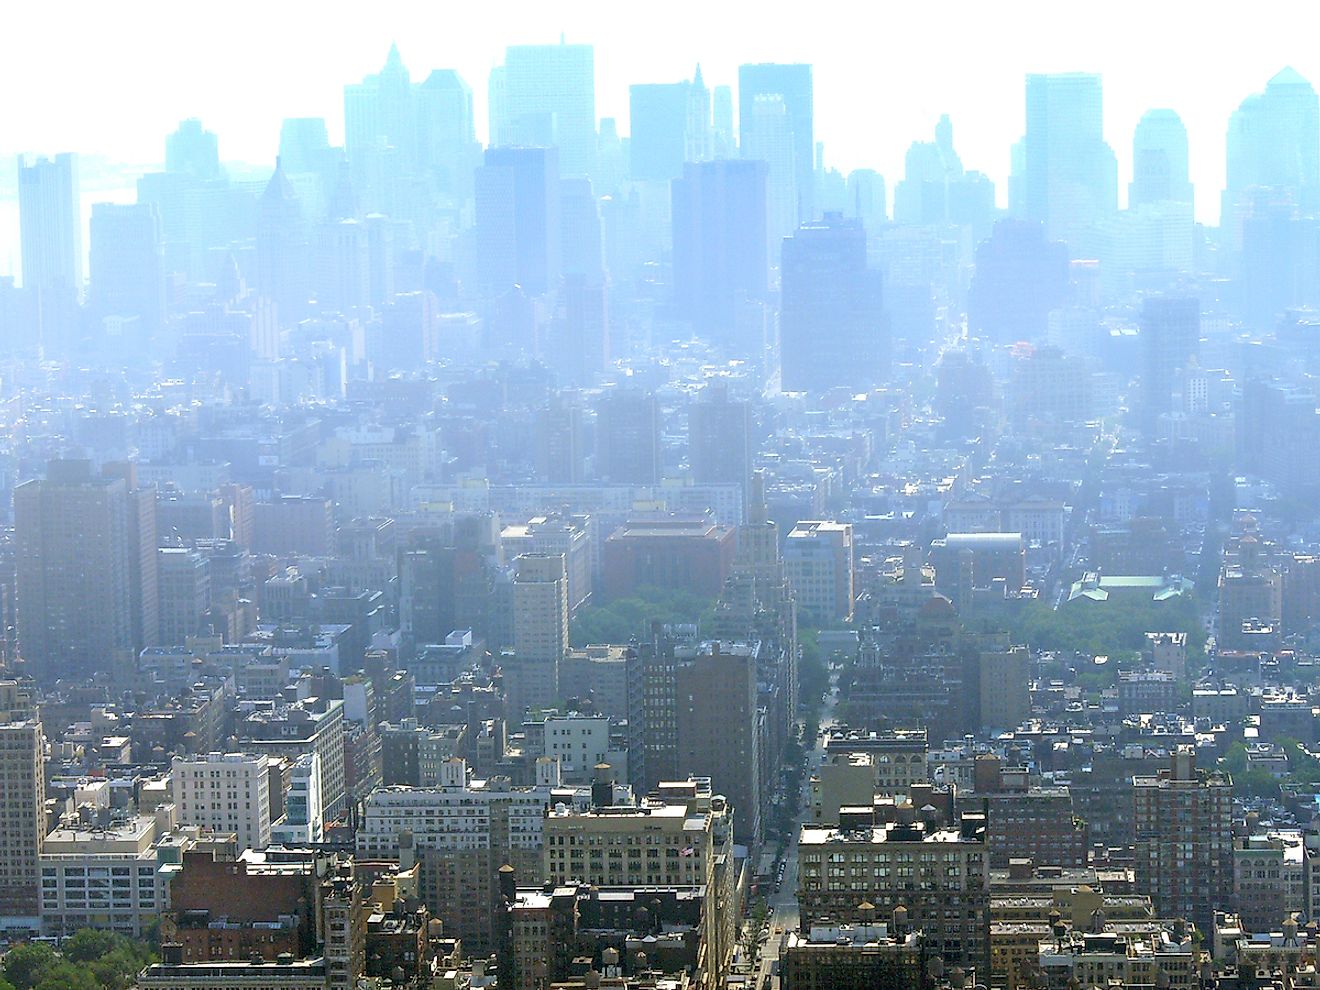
[474,146,561,297]
[508,553,570,717]
[780,214,886,392]
[255,158,309,322]
[165,119,221,180]
[18,153,81,354]
[689,382,753,491]
[89,202,165,337]
[1021,72,1118,250]
[1130,109,1193,207]
[1140,296,1200,434]
[492,42,597,179]
[596,388,662,485]
[739,63,815,222]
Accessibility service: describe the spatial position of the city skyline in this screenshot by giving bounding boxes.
[1,0,1319,240]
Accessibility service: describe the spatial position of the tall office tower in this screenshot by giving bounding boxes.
[559,177,603,278]
[739,63,814,222]
[88,202,166,336]
[314,218,371,313]
[15,460,158,682]
[1133,747,1232,934]
[630,82,691,182]
[1225,68,1320,221]
[780,214,886,392]
[712,84,735,157]
[0,681,44,927]
[966,219,1070,344]
[1130,109,1193,208]
[535,394,586,483]
[18,153,81,354]
[344,44,416,175]
[278,117,332,174]
[491,42,597,179]
[507,553,570,718]
[743,94,798,259]
[689,382,752,491]
[846,169,887,232]
[165,119,220,180]
[1140,296,1200,432]
[416,69,480,200]
[255,159,310,322]
[595,387,662,484]
[687,65,713,162]
[784,521,855,623]
[475,146,561,297]
[157,546,211,646]
[172,752,272,852]
[671,159,769,348]
[557,274,609,386]
[1021,73,1118,250]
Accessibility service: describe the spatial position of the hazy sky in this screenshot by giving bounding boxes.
[2,0,1319,226]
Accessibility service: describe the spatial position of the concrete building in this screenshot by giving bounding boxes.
[501,514,593,614]
[1036,929,1196,990]
[240,697,347,818]
[1234,832,1305,934]
[602,515,736,601]
[173,753,273,852]
[780,919,930,990]
[1133,747,1233,933]
[0,682,45,929]
[784,521,855,623]
[506,553,570,717]
[39,813,162,936]
[798,809,990,971]
[158,546,211,646]
[271,753,324,846]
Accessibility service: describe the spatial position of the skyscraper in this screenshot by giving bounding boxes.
[1133,747,1232,934]
[629,82,690,182]
[18,153,81,353]
[1021,73,1118,250]
[671,159,768,347]
[1140,296,1200,432]
[1130,109,1193,208]
[595,387,661,485]
[743,93,798,260]
[165,119,220,180]
[15,460,158,682]
[475,146,561,296]
[1225,68,1320,215]
[507,553,570,717]
[688,382,752,489]
[739,63,814,222]
[255,158,310,322]
[344,44,416,174]
[966,219,1070,344]
[0,682,44,928]
[88,202,166,336]
[779,214,886,392]
[415,69,480,200]
[492,42,596,179]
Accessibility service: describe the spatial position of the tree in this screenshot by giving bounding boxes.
[4,944,58,990]
[61,931,118,965]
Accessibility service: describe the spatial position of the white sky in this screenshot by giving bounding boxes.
[2,0,1319,227]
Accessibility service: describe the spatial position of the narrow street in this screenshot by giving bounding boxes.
[751,670,839,990]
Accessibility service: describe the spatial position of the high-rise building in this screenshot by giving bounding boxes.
[784,520,855,623]
[507,553,570,717]
[1133,747,1233,933]
[255,158,310,323]
[1130,109,1193,208]
[780,213,887,392]
[1021,73,1118,250]
[157,547,211,646]
[88,202,166,337]
[1225,68,1320,223]
[415,69,480,200]
[629,82,691,182]
[966,219,1070,344]
[671,159,769,347]
[165,119,221,180]
[798,810,991,972]
[739,63,814,223]
[688,382,752,490]
[595,387,661,484]
[475,146,561,296]
[241,697,347,819]
[0,682,44,928]
[491,42,596,179]
[18,153,81,353]
[535,394,586,483]
[344,45,416,177]
[1140,296,1200,431]
[15,460,158,682]
[743,93,798,258]
[172,752,273,852]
